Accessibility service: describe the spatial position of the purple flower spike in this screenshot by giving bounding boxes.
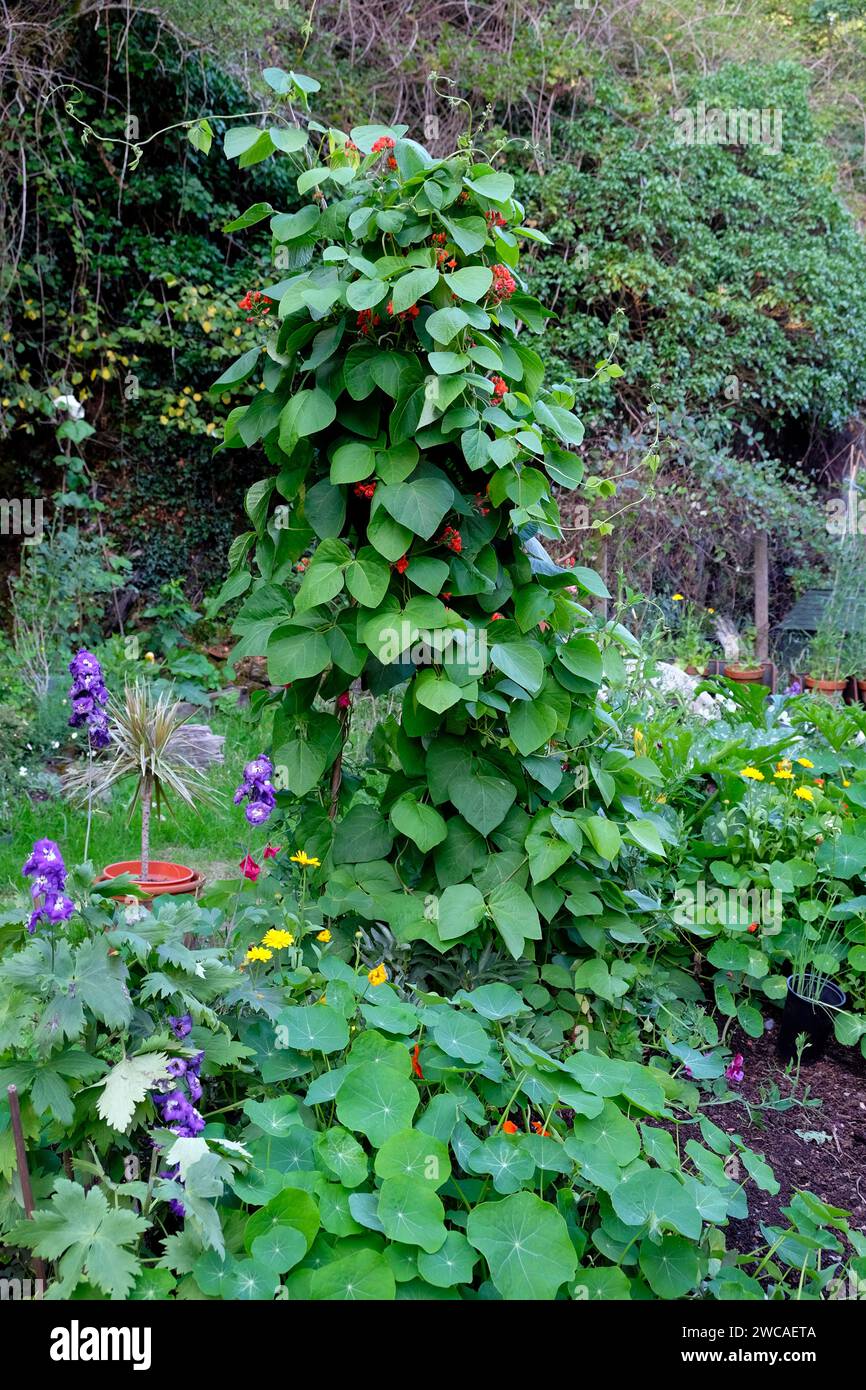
[234,753,276,827]
[68,648,110,751]
[22,839,71,935]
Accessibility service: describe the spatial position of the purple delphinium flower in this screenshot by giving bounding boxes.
[68,648,111,751]
[786,678,803,696]
[234,752,276,826]
[22,838,73,933]
[169,1013,193,1041]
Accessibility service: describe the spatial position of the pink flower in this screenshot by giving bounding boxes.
[239,854,261,882]
[725,1053,745,1084]
[262,845,280,860]
[336,692,351,710]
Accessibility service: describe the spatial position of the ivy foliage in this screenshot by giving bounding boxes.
[518,61,866,435]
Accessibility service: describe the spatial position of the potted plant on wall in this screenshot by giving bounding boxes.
[670,601,713,676]
[723,625,764,683]
[803,619,847,695]
[66,681,225,896]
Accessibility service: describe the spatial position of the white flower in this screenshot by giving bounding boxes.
[51,741,59,749]
[70,731,78,740]
[52,393,85,420]
[18,767,28,777]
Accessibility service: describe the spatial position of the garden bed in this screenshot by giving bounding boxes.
[718,1024,866,1254]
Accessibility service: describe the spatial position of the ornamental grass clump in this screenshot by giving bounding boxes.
[65,681,224,879]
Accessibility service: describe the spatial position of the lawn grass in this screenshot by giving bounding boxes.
[0,705,268,900]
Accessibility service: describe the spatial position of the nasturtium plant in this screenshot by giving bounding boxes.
[208,69,661,970]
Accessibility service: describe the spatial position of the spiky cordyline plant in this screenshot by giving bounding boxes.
[66,682,224,878]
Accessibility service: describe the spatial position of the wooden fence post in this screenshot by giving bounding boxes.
[755,531,769,662]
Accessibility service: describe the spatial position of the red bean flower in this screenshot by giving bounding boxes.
[371,136,396,153]
[490,263,517,302]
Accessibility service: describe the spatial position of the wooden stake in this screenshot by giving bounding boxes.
[755,531,769,663]
[7,1084,46,1284]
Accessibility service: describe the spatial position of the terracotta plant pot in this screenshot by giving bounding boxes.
[685,664,706,677]
[101,859,196,898]
[723,664,764,682]
[804,675,847,695]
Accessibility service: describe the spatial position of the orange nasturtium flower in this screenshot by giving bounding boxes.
[502,1120,519,1135]
[316,929,332,943]
[367,963,388,987]
[410,1044,424,1080]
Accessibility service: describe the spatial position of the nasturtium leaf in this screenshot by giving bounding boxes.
[277,1005,349,1054]
[466,1192,577,1300]
[416,1230,477,1288]
[309,1247,396,1300]
[250,1225,307,1276]
[335,1062,419,1146]
[566,1100,640,1167]
[429,1008,491,1064]
[243,1187,320,1254]
[611,1169,703,1239]
[377,1176,448,1253]
[458,983,528,1021]
[315,1126,369,1188]
[374,1130,451,1188]
[639,1236,701,1299]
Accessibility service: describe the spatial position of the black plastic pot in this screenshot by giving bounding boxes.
[777,974,846,1063]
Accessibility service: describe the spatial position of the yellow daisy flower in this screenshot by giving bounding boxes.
[796,757,814,768]
[317,929,332,943]
[842,779,851,788]
[262,928,295,950]
[774,770,793,780]
[672,593,684,602]
[290,850,321,868]
[740,767,765,781]
[633,728,646,753]
[367,963,388,987]
[707,607,715,614]
[246,946,273,963]
[794,786,814,803]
